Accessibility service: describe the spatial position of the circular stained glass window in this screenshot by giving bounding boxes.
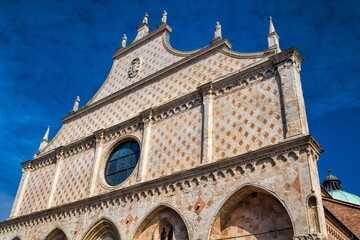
[105,140,140,186]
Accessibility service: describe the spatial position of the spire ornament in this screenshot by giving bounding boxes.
[161,10,167,24]
[266,16,281,53]
[121,34,127,48]
[38,126,50,151]
[268,16,276,33]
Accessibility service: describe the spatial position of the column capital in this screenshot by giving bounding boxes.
[197,82,215,99]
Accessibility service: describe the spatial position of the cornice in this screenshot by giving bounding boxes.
[0,135,320,232]
[219,48,270,59]
[269,46,304,65]
[162,33,201,57]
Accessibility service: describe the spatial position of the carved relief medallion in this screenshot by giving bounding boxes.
[128,57,141,78]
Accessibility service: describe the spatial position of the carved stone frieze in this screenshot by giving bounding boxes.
[211,63,276,99]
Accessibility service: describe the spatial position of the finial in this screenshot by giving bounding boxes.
[266,16,280,52]
[328,169,331,175]
[268,16,276,33]
[142,12,149,24]
[72,96,80,112]
[38,126,50,151]
[121,34,127,48]
[214,21,222,39]
[161,10,167,24]
[43,126,50,141]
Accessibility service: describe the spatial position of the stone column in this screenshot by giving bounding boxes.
[10,167,31,217]
[137,109,153,182]
[47,148,65,208]
[89,130,105,196]
[271,49,309,139]
[198,82,215,164]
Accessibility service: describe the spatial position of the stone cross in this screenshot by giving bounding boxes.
[72,96,80,111]
[122,34,127,48]
[161,10,167,24]
[214,21,222,39]
[142,12,149,24]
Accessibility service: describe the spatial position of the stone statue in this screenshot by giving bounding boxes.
[214,21,222,39]
[121,34,127,48]
[73,96,80,111]
[161,10,167,24]
[142,12,149,24]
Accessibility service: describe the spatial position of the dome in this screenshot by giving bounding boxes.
[328,190,360,206]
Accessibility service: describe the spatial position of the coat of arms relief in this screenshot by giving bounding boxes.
[128,57,141,78]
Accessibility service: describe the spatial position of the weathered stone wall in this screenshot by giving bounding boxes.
[145,105,202,180]
[212,76,284,160]
[51,148,96,207]
[16,164,56,215]
[0,140,325,240]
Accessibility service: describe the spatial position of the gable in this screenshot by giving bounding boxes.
[38,24,268,155]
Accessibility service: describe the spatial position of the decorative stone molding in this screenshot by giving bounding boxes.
[150,92,202,123]
[293,233,327,240]
[0,135,322,233]
[102,118,143,143]
[21,154,56,172]
[212,64,276,98]
[269,47,303,66]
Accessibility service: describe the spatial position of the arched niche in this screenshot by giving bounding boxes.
[45,228,67,240]
[133,205,189,240]
[12,237,21,240]
[82,218,120,240]
[307,195,320,233]
[209,185,294,240]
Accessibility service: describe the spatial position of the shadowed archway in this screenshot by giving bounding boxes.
[209,185,294,240]
[133,205,189,240]
[45,228,67,240]
[82,218,120,240]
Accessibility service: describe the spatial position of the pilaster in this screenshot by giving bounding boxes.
[47,148,65,208]
[89,130,106,196]
[10,167,31,218]
[137,109,153,182]
[198,83,215,164]
[271,49,309,139]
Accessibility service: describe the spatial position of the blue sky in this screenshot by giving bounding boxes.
[0,0,359,221]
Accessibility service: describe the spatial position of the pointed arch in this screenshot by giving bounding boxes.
[44,228,67,240]
[208,185,294,240]
[82,218,120,240]
[133,204,189,240]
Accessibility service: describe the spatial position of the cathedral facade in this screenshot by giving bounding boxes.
[1,13,336,240]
